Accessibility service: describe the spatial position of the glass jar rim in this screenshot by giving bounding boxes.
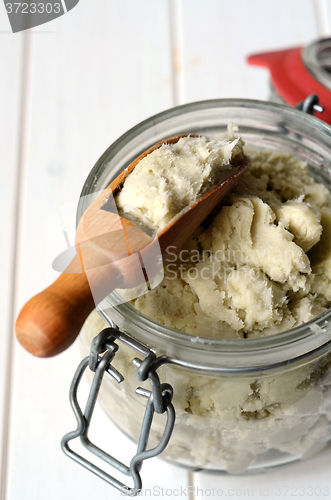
[78,98,331,370]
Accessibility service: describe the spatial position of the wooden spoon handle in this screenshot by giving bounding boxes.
[15,259,120,358]
[15,196,155,357]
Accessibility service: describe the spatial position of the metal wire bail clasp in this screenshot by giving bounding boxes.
[61,327,175,496]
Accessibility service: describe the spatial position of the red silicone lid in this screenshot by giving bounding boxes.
[248,47,331,124]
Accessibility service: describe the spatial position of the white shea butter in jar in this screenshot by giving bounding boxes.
[117,136,331,339]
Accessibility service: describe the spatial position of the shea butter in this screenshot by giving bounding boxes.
[120,145,331,338]
[116,125,244,231]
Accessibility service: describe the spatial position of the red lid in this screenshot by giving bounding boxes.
[248,47,331,124]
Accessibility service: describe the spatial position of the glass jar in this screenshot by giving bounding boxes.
[77,99,331,475]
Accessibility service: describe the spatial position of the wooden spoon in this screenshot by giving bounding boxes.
[15,134,250,357]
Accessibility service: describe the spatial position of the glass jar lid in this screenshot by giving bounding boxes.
[248,40,331,124]
[303,37,331,92]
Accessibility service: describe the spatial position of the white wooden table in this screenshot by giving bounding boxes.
[2,1,331,498]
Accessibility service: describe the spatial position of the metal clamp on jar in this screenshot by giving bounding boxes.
[61,323,175,496]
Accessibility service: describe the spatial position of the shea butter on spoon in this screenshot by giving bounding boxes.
[15,128,249,357]
[116,125,245,232]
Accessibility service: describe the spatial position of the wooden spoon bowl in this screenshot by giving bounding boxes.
[15,134,250,357]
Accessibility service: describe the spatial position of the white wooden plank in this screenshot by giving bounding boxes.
[168,0,185,105]
[193,446,331,499]
[180,0,320,102]
[0,6,24,499]
[314,0,331,36]
[7,1,192,499]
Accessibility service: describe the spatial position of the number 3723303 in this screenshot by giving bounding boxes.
[5,2,62,14]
